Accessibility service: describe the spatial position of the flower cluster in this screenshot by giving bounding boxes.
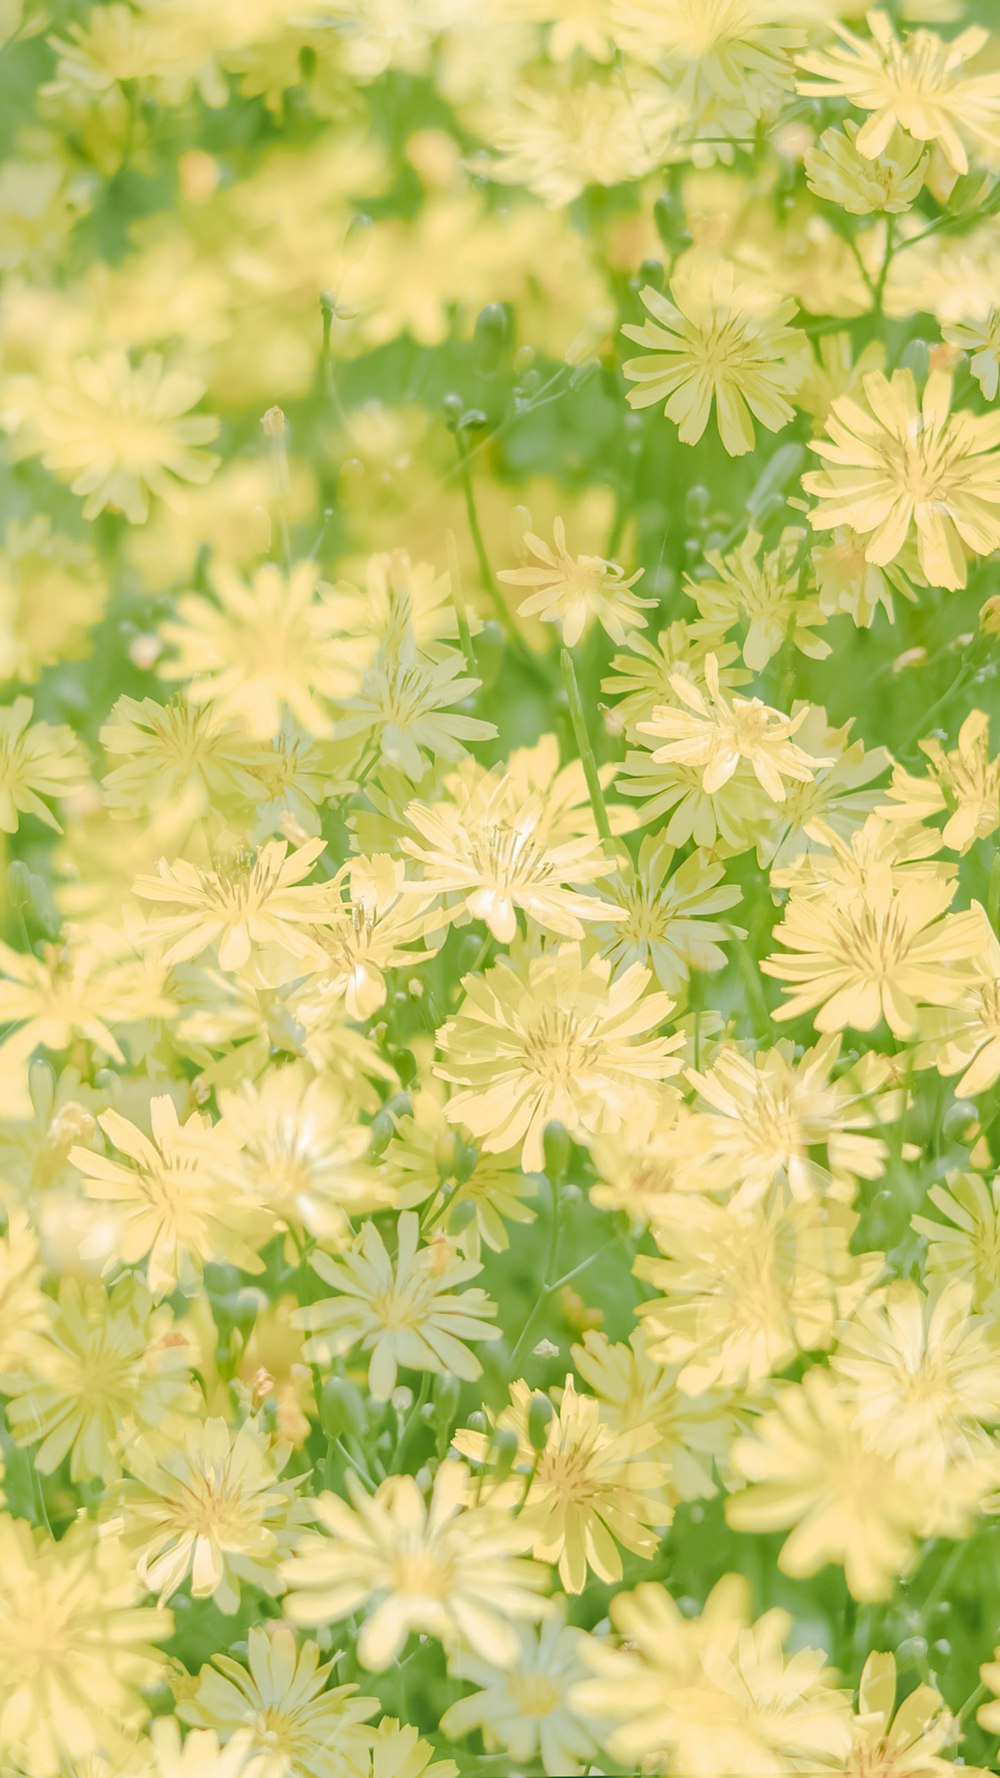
[2,3,1000,1776]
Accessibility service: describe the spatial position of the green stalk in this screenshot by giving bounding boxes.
[560,648,613,848]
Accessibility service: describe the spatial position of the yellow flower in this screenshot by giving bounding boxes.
[401,762,621,945]
[804,119,927,215]
[587,1089,715,1225]
[762,869,985,1037]
[685,527,830,671]
[220,1062,380,1248]
[979,1647,1000,1737]
[360,1719,457,1778]
[0,1514,171,1778]
[726,1369,933,1602]
[846,1652,982,1777]
[116,1413,309,1614]
[0,515,106,683]
[755,706,891,871]
[282,1461,550,1671]
[435,945,682,1172]
[803,368,1000,591]
[0,696,85,833]
[636,1195,878,1392]
[615,0,803,122]
[914,1172,1000,1314]
[296,1211,499,1401]
[622,257,803,457]
[290,853,440,1023]
[636,652,832,804]
[178,1623,378,1778]
[100,696,258,827]
[134,837,333,973]
[881,709,1000,854]
[833,1278,1000,1475]
[2,1274,195,1483]
[684,1034,902,1206]
[481,78,673,208]
[439,1612,599,1778]
[456,1375,671,1594]
[811,525,921,628]
[590,832,743,995]
[160,561,353,740]
[797,13,1000,177]
[380,1084,537,1255]
[575,1572,851,1777]
[0,1207,49,1370]
[21,350,219,523]
[497,517,653,646]
[914,921,1000,1098]
[145,1720,255,1778]
[571,1327,734,1506]
[0,933,147,1068]
[337,626,495,782]
[603,621,745,735]
[944,305,1000,401]
[70,1095,268,1296]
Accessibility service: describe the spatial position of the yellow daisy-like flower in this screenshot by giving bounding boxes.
[456,1374,671,1594]
[439,1611,599,1778]
[0,515,106,683]
[2,1274,195,1483]
[21,349,219,523]
[0,1207,49,1370]
[435,945,682,1172]
[685,527,830,671]
[725,1369,934,1603]
[0,696,85,833]
[0,932,149,1068]
[296,1211,499,1401]
[914,1172,1000,1315]
[914,922,1000,1098]
[881,709,1000,855]
[943,305,1000,402]
[291,853,440,1023]
[575,1572,851,1778]
[282,1460,550,1671]
[145,1720,255,1778]
[337,627,495,782]
[100,695,258,826]
[684,1033,902,1207]
[846,1651,985,1778]
[621,257,803,458]
[804,119,927,216]
[160,561,354,741]
[615,0,803,121]
[590,832,743,995]
[832,1278,1000,1475]
[0,1513,172,1778]
[116,1413,309,1614]
[70,1095,268,1296]
[636,1194,878,1393]
[134,836,332,973]
[797,13,1000,177]
[360,1719,458,1778]
[401,763,621,945]
[178,1623,378,1778]
[762,869,985,1037]
[636,653,832,805]
[497,517,653,647]
[803,368,1000,591]
[219,1062,380,1248]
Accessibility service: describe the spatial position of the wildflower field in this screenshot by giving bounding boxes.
[4,1,1000,1774]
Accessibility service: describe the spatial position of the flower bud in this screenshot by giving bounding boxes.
[527,1391,554,1451]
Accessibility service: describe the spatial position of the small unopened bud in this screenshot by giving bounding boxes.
[490,1426,520,1482]
[260,405,286,441]
[527,1391,554,1451]
[542,1121,571,1182]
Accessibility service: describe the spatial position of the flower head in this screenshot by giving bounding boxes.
[803,368,1000,591]
[134,837,333,973]
[622,257,803,457]
[497,517,653,647]
[296,1211,499,1401]
[436,945,682,1172]
[0,696,85,833]
[282,1461,550,1671]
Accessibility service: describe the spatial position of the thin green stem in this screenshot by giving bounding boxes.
[560,648,613,848]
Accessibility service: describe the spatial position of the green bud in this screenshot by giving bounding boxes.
[527,1391,554,1452]
[542,1121,571,1182]
[320,1375,367,1442]
[899,338,930,382]
[435,1374,462,1426]
[7,860,31,911]
[447,1197,477,1234]
[490,1425,520,1482]
[392,1047,418,1088]
[474,302,509,375]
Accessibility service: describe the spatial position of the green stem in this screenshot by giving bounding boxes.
[988,850,1000,932]
[560,648,613,848]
